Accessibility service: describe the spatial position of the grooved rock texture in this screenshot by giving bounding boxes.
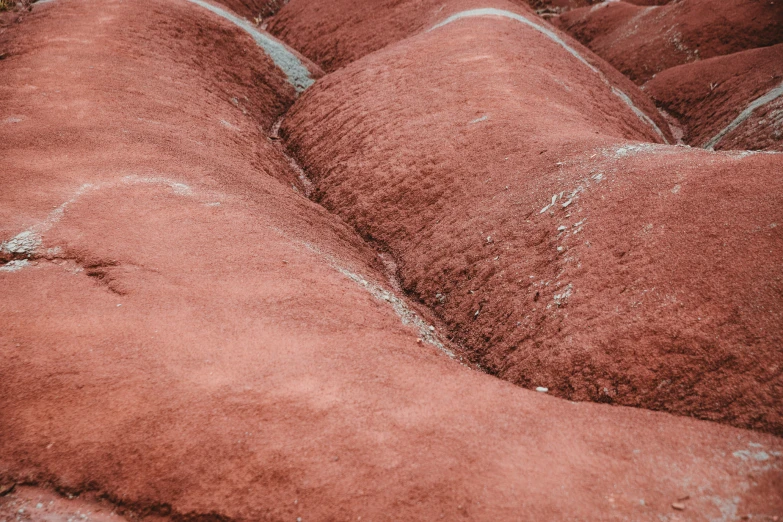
[646,44,783,151]
[556,0,783,85]
[552,0,783,151]
[213,0,281,19]
[268,0,537,71]
[526,0,671,17]
[283,13,783,435]
[267,0,671,140]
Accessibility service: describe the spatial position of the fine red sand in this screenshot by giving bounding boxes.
[552,0,783,150]
[268,0,536,72]
[717,91,783,152]
[645,44,783,151]
[213,0,290,19]
[1,0,782,520]
[526,0,670,18]
[266,0,671,141]
[282,10,783,434]
[210,0,263,17]
[556,0,783,85]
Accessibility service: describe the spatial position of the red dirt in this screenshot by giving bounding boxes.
[283,12,783,434]
[645,44,783,151]
[526,0,670,17]
[556,0,783,85]
[266,0,671,141]
[716,91,783,152]
[213,0,279,19]
[1,0,782,520]
[267,0,534,72]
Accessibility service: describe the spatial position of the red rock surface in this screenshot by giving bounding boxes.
[716,90,783,152]
[266,0,671,142]
[1,0,782,520]
[268,0,535,71]
[556,0,783,85]
[283,11,783,434]
[525,0,670,18]
[551,0,783,150]
[646,44,783,151]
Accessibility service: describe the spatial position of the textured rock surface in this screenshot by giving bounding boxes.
[553,0,783,150]
[1,0,781,520]
[556,0,783,85]
[283,11,783,434]
[268,0,537,71]
[646,44,783,151]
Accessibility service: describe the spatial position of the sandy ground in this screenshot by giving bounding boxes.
[282,4,783,434]
[552,0,783,150]
[0,0,781,520]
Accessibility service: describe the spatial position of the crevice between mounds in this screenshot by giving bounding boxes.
[267,111,472,363]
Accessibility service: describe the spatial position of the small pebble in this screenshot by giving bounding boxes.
[535,387,548,393]
[416,339,422,344]
[557,225,566,232]
[557,246,564,252]
[36,503,43,509]
[672,502,686,511]
[429,325,435,332]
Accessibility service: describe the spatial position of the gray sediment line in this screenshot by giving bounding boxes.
[31,0,315,92]
[0,177,197,263]
[429,8,669,143]
[704,81,783,150]
[183,0,315,93]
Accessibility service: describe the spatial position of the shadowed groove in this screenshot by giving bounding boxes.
[705,80,783,150]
